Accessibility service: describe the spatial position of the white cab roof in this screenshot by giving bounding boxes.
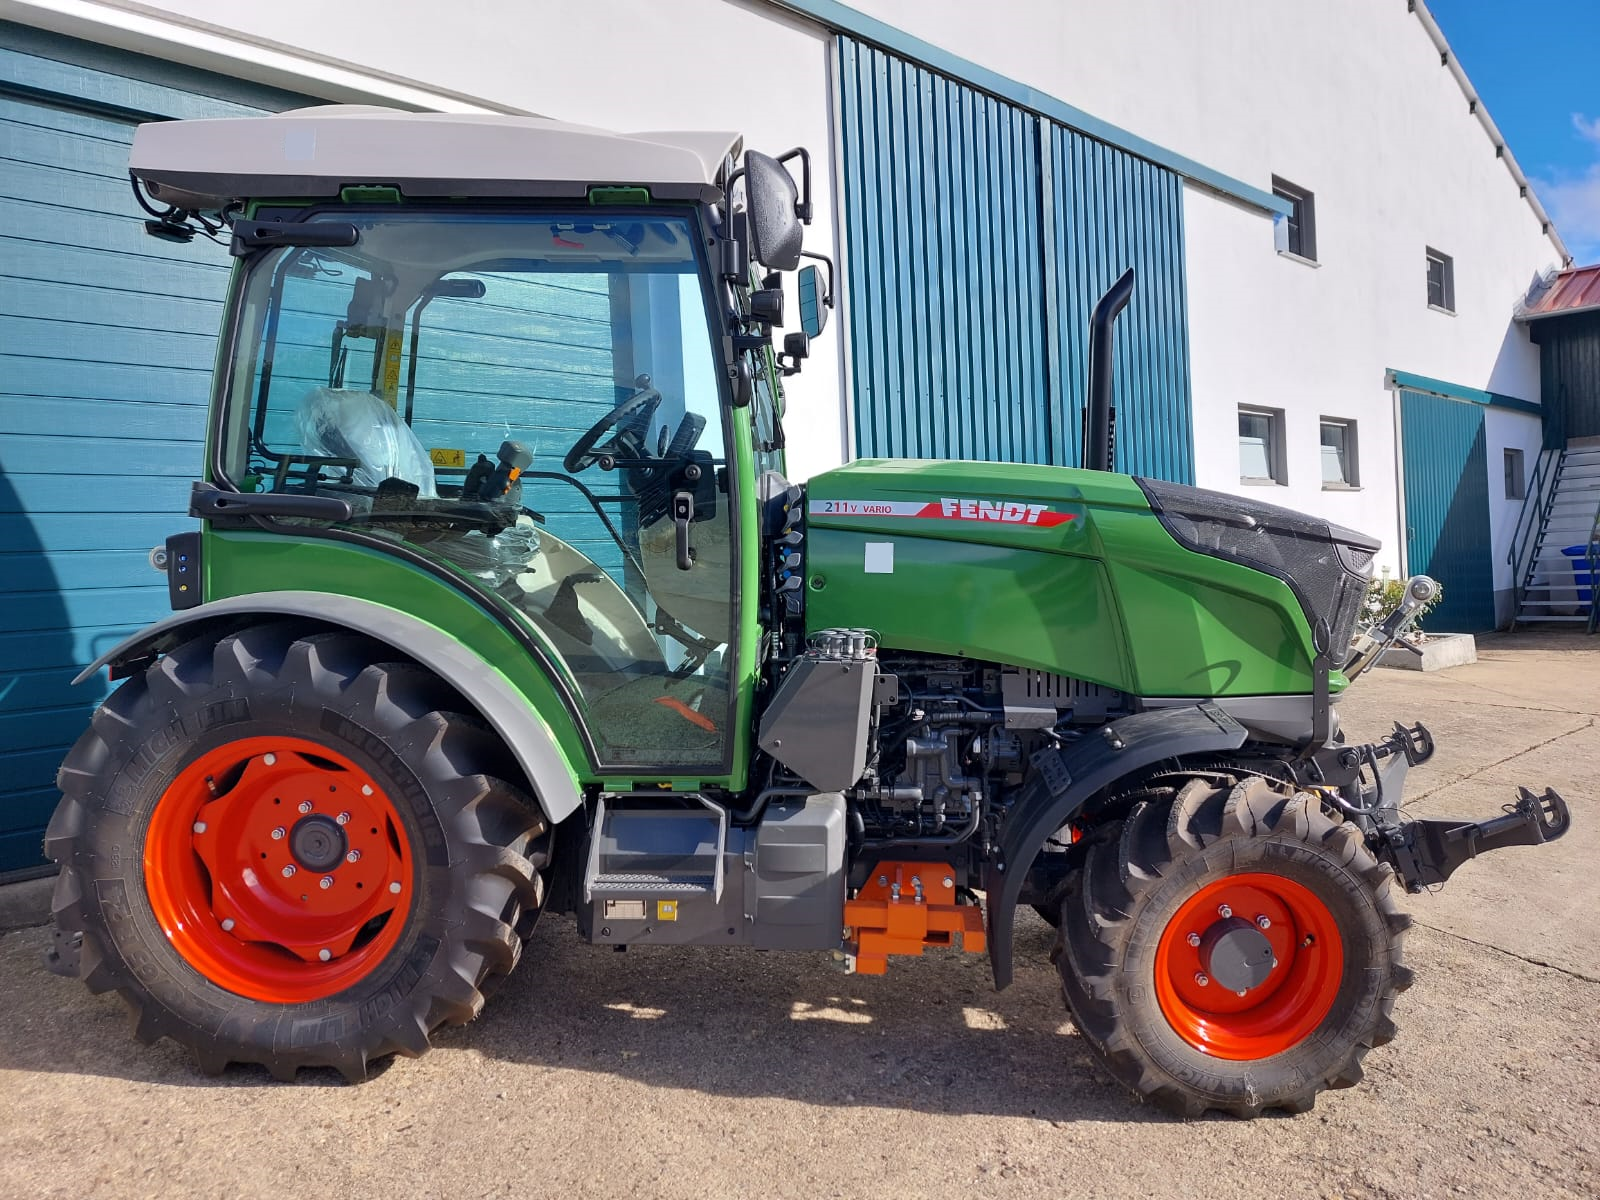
[131,105,741,208]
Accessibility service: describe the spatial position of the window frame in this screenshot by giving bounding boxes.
[1238,405,1288,486]
[1319,417,1360,490]
[1503,447,1526,501]
[1271,176,1317,264]
[1426,247,1455,313]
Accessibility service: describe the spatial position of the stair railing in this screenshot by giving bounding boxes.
[1586,499,1599,635]
[1507,444,1565,625]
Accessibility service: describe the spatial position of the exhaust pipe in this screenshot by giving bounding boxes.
[1084,267,1136,472]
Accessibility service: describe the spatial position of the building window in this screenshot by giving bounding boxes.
[1426,247,1455,312]
[1272,177,1317,262]
[1320,418,1359,488]
[1239,406,1286,484]
[1504,448,1526,500]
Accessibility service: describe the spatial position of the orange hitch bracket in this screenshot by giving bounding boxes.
[843,861,986,975]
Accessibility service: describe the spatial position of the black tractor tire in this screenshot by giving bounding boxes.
[45,623,548,1082]
[1053,775,1413,1118]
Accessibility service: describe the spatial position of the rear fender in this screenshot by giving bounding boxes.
[73,591,584,824]
[985,703,1247,988]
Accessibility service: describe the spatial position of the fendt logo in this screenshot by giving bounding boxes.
[936,497,1072,526]
[808,498,1076,528]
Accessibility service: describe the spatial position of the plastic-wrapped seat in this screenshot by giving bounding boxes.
[295,386,438,498]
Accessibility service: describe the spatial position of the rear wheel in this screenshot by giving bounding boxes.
[46,624,547,1081]
[1053,776,1412,1117]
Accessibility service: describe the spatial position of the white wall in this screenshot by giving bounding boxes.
[47,0,848,481]
[849,0,1564,583]
[1485,408,1545,609]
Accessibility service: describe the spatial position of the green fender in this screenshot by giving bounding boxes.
[72,591,585,824]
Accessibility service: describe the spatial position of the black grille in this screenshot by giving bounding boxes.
[1135,478,1380,660]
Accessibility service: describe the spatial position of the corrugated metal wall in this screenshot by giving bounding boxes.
[0,24,314,875]
[836,38,1049,464]
[836,37,1193,481]
[1537,311,1600,440]
[1047,127,1191,480]
[1399,390,1496,632]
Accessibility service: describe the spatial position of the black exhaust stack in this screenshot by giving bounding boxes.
[1084,267,1136,472]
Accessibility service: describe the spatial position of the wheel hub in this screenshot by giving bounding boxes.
[1153,873,1344,1060]
[1199,917,1275,993]
[143,735,413,1004]
[289,814,348,873]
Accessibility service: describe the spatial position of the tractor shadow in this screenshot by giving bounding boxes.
[0,910,1220,1124]
[434,910,1185,1125]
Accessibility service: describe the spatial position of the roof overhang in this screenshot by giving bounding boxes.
[130,105,740,209]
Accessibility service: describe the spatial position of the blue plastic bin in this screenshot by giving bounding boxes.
[1561,545,1595,603]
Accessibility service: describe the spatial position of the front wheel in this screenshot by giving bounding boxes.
[1053,776,1413,1117]
[45,624,547,1081]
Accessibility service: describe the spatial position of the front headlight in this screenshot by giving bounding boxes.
[1135,478,1379,660]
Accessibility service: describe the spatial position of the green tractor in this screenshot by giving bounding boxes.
[44,106,1570,1117]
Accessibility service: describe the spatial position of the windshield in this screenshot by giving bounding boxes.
[220,209,736,771]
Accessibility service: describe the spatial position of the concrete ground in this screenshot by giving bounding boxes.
[1,631,1596,1200]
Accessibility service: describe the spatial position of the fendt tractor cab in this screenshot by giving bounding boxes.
[44,107,1571,1117]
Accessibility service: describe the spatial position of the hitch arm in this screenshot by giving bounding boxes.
[1384,787,1572,891]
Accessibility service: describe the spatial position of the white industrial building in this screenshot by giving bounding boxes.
[0,0,1577,873]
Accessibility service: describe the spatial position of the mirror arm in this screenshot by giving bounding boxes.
[720,169,749,282]
[777,148,813,223]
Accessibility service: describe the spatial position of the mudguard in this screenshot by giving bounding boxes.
[983,703,1247,988]
[71,591,585,823]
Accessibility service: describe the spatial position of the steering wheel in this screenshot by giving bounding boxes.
[564,376,663,473]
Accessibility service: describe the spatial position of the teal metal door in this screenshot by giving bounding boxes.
[0,24,316,876]
[1399,389,1496,632]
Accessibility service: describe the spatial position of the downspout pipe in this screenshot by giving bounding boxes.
[1084,267,1135,473]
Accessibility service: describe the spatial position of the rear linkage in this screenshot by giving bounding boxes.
[1286,720,1571,892]
[1286,572,1571,892]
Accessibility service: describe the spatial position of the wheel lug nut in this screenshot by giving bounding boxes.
[192,821,207,834]
[1195,972,1209,987]
[281,864,296,878]
[1217,904,1232,918]
[1186,932,1201,948]
[318,949,332,962]
[346,849,361,864]
[389,881,402,894]
[263,753,277,765]
[336,811,351,826]
[361,785,373,796]
[221,918,235,932]
[1271,958,1279,969]
[1236,989,1248,997]
[298,800,313,814]
[271,826,285,840]
[1256,915,1271,930]
[319,876,334,890]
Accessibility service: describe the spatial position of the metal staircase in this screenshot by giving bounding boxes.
[1509,440,1600,630]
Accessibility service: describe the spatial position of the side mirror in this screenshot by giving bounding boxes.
[743,151,803,271]
[798,265,828,337]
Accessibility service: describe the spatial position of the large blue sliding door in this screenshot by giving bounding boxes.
[836,36,1194,482]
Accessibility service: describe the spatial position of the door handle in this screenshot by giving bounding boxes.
[672,490,695,570]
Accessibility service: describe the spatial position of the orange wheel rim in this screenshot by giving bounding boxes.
[1153,873,1344,1060]
[144,735,414,1003]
